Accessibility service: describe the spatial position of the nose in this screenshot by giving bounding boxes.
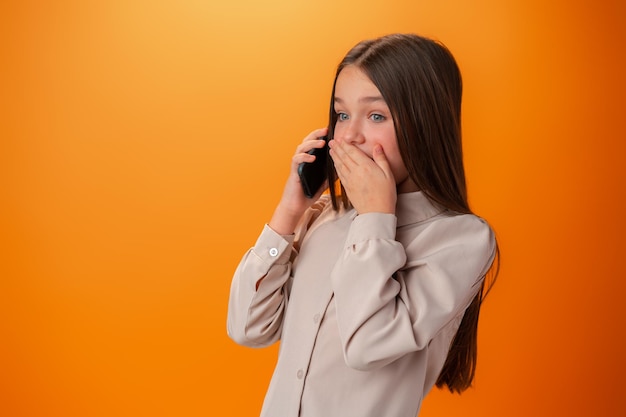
[336,120,365,145]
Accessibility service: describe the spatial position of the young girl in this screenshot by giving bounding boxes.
[227,33,499,417]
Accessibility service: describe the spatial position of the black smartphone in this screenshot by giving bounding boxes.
[297,136,328,198]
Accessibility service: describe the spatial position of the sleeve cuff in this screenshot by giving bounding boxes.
[345,212,397,245]
[252,224,295,265]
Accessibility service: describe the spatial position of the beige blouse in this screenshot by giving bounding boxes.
[227,191,496,417]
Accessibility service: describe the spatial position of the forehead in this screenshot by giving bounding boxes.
[334,65,382,99]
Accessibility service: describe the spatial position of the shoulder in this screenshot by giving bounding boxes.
[433,212,494,241]
[400,212,496,273]
[428,212,495,253]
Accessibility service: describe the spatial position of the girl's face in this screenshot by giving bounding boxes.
[333,65,417,193]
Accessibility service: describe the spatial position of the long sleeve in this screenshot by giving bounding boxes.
[227,197,331,348]
[331,211,496,371]
[228,192,498,417]
[227,224,295,347]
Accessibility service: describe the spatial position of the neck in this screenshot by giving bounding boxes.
[397,177,419,194]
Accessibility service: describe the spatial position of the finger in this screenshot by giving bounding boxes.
[302,127,329,143]
[340,140,376,166]
[298,131,328,154]
[372,144,393,179]
[328,141,351,175]
[329,139,357,170]
[292,152,317,166]
[296,140,326,156]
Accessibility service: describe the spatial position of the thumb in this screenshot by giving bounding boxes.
[373,145,393,178]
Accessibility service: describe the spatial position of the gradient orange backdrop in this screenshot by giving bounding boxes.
[2,0,625,416]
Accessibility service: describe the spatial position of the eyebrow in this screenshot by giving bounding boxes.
[334,96,385,104]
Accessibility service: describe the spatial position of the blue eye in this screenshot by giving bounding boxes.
[337,112,349,121]
[370,114,386,122]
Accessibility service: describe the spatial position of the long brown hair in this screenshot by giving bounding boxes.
[326,33,499,393]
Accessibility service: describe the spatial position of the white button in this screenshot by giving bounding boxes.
[269,247,279,257]
[296,369,304,379]
[313,314,320,324]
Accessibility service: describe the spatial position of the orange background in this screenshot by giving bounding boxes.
[2,0,625,416]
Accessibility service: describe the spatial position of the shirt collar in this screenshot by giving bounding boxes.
[396,191,446,227]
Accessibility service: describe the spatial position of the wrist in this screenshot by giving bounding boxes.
[354,199,396,215]
[269,204,302,235]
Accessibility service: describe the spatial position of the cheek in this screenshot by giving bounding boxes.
[379,126,398,149]
[382,142,408,178]
[389,156,409,180]
[380,136,402,163]
[332,123,344,139]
